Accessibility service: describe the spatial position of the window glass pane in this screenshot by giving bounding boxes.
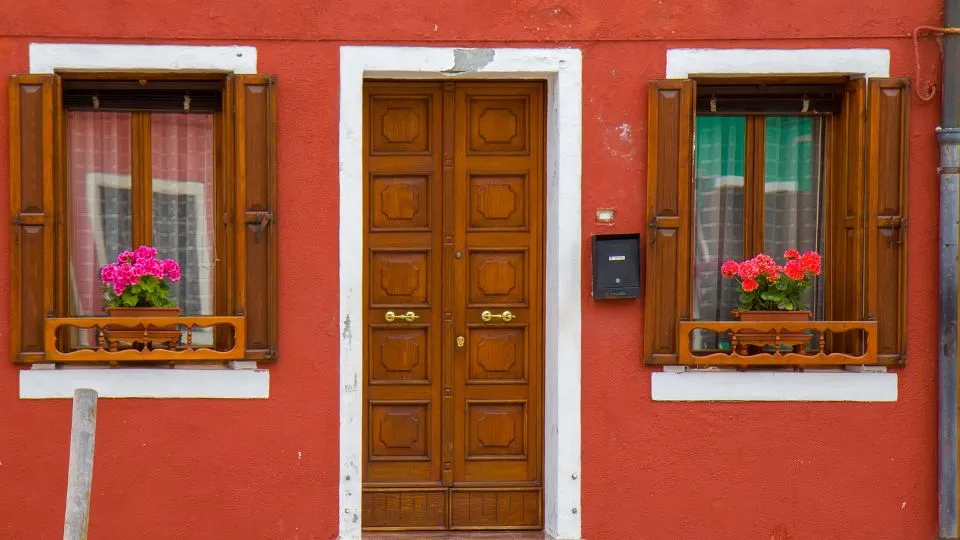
[763,116,826,319]
[692,116,745,350]
[67,111,133,319]
[150,113,215,323]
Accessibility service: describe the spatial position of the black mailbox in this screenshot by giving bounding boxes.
[592,233,641,299]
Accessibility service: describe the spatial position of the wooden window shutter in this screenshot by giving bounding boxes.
[644,80,695,364]
[825,78,867,352]
[234,75,278,360]
[9,75,58,362]
[865,78,910,364]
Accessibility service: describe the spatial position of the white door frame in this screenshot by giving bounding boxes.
[338,46,582,539]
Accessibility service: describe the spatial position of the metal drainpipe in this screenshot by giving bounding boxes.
[941,2,960,538]
[940,128,959,540]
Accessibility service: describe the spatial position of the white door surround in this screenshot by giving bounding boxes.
[338,46,583,539]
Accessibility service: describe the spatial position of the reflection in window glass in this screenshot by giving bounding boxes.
[67,111,133,319]
[763,117,825,319]
[151,113,215,318]
[692,116,745,350]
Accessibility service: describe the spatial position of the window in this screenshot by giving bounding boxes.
[644,77,909,366]
[9,72,278,364]
[67,107,216,346]
[692,90,830,351]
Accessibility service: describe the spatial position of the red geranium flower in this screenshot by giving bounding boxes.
[741,278,759,292]
[800,251,822,275]
[784,249,800,260]
[737,260,760,280]
[753,254,776,273]
[720,260,739,278]
[784,259,805,280]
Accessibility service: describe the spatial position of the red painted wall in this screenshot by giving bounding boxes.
[0,1,945,538]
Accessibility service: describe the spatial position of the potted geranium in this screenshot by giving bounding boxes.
[720,250,822,353]
[721,249,821,319]
[99,246,182,349]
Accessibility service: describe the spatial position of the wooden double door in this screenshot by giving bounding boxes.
[362,81,545,531]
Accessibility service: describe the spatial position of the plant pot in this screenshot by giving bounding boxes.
[733,310,812,323]
[730,310,812,355]
[104,306,182,351]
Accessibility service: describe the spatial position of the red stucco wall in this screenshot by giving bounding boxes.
[0,1,945,538]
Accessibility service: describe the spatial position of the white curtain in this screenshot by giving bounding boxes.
[150,113,215,317]
[67,111,133,318]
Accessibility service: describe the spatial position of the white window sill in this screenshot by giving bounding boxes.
[651,368,897,402]
[20,365,269,399]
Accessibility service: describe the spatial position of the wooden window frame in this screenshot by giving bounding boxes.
[644,75,910,368]
[9,70,278,364]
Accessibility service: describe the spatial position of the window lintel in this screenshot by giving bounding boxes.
[687,73,864,85]
[54,69,232,81]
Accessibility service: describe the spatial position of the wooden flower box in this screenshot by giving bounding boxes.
[103,307,182,351]
[731,310,812,355]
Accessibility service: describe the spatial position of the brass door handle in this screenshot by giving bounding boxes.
[480,310,514,322]
[385,311,419,323]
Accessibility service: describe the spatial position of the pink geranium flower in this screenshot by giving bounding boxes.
[99,245,182,309]
[134,245,158,261]
[161,259,181,281]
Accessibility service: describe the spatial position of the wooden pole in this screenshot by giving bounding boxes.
[63,388,97,540]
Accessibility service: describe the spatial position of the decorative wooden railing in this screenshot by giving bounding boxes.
[44,316,246,363]
[678,320,879,366]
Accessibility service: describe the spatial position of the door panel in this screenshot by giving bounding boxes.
[368,401,431,459]
[468,173,529,230]
[363,83,444,494]
[465,95,530,155]
[368,95,435,155]
[453,83,543,512]
[369,249,432,307]
[369,174,432,231]
[450,489,541,529]
[363,81,544,531]
[368,325,430,384]
[467,326,527,382]
[467,249,529,307]
[363,488,447,530]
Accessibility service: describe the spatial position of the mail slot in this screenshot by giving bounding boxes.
[591,233,641,299]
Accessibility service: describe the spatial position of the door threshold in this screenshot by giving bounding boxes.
[361,532,547,539]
